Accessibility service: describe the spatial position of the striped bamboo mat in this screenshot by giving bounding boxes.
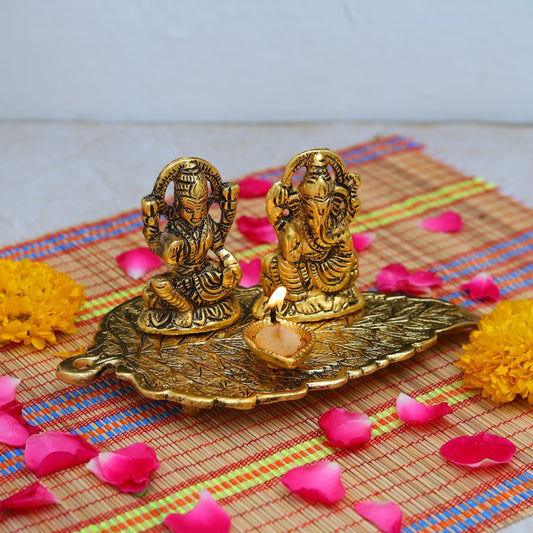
[1,136,532,532]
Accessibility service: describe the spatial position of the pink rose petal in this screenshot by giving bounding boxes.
[0,482,60,517]
[376,263,442,295]
[396,393,452,425]
[236,216,277,244]
[282,460,345,504]
[318,408,372,448]
[238,176,272,199]
[0,375,20,409]
[351,232,375,252]
[239,258,261,288]
[420,211,463,233]
[440,432,516,468]
[408,270,443,291]
[0,412,31,447]
[2,400,39,434]
[116,247,163,279]
[25,431,99,477]
[0,401,39,447]
[87,442,159,493]
[376,263,410,293]
[460,273,500,301]
[164,490,231,533]
[354,500,403,533]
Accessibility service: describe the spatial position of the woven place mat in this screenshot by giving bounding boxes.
[1,135,532,532]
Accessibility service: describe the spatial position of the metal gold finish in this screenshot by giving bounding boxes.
[242,318,316,369]
[57,287,477,410]
[139,157,242,335]
[252,148,364,322]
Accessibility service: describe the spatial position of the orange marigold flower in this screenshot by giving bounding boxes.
[456,300,533,404]
[0,259,85,350]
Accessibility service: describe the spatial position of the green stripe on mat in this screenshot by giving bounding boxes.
[76,178,494,323]
[235,177,495,261]
[78,285,144,322]
[76,381,473,533]
[359,177,493,229]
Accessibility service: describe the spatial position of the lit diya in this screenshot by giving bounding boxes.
[243,287,316,369]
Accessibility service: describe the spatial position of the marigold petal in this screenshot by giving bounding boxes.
[420,211,463,233]
[0,482,59,516]
[318,408,372,448]
[52,347,86,359]
[164,490,231,533]
[236,216,277,244]
[239,258,261,288]
[440,432,516,468]
[354,500,402,533]
[396,393,452,425]
[282,460,345,504]
[116,247,163,279]
[25,431,99,477]
[237,176,272,198]
[30,337,47,350]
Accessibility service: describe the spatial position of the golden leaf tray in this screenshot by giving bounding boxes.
[57,287,477,410]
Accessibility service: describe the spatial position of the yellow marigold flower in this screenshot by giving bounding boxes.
[457,300,533,404]
[0,259,85,350]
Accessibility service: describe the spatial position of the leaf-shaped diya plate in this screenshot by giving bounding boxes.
[57,287,477,410]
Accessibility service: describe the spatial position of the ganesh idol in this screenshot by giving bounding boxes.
[252,149,364,322]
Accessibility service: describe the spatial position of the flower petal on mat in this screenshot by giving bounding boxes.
[282,460,345,504]
[460,273,500,301]
[354,500,402,533]
[0,400,40,444]
[87,442,159,493]
[236,216,277,244]
[318,408,372,448]
[377,264,442,295]
[408,270,443,292]
[164,490,231,533]
[116,247,163,279]
[396,393,452,425]
[351,232,375,252]
[52,347,86,359]
[376,263,410,293]
[0,375,20,409]
[237,176,272,198]
[420,211,463,233]
[440,432,516,468]
[25,431,99,477]
[239,258,261,288]
[0,412,31,447]
[0,482,60,516]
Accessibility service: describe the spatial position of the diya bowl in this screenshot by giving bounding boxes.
[242,318,316,369]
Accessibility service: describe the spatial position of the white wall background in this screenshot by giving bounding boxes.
[1,0,532,123]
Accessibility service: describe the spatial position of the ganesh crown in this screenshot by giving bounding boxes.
[299,154,334,200]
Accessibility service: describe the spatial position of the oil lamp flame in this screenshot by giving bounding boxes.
[267,287,287,309]
[267,286,287,323]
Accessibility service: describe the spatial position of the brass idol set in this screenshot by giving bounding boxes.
[57,149,476,411]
